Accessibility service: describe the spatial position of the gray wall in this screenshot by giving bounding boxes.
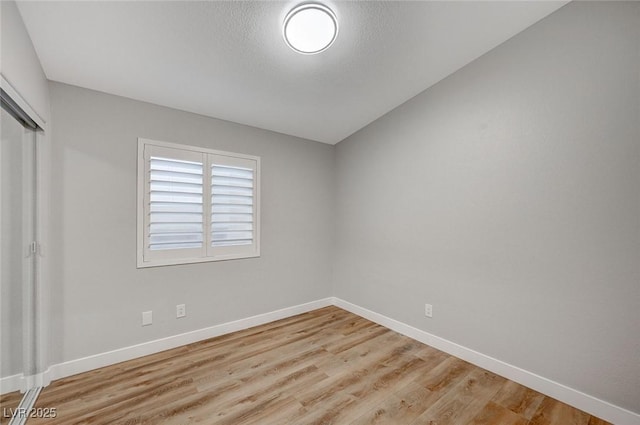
[48,82,334,365]
[0,0,50,123]
[334,1,639,413]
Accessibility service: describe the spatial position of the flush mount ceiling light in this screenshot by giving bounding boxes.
[283,3,338,54]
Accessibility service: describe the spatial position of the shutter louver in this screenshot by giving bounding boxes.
[148,157,203,250]
[211,165,254,247]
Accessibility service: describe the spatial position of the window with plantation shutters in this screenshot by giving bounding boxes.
[138,139,260,267]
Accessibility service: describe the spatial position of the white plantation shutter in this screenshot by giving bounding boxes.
[143,145,205,262]
[138,139,259,267]
[148,158,204,250]
[209,154,258,258]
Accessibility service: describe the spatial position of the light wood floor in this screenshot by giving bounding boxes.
[24,306,609,425]
[0,390,23,425]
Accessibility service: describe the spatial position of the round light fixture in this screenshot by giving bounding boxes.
[283,3,338,54]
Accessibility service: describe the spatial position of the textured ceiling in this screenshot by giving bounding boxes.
[17,1,567,144]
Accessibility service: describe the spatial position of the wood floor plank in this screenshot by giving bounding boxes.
[350,382,438,425]
[314,330,405,377]
[413,356,475,392]
[24,306,603,425]
[529,397,591,425]
[0,390,23,425]
[491,379,545,420]
[173,363,327,423]
[294,338,423,409]
[291,391,358,425]
[194,344,328,391]
[301,355,432,424]
[465,401,529,425]
[411,368,506,425]
[412,343,450,367]
[324,326,388,354]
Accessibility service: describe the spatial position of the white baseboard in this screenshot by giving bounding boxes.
[47,298,332,383]
[0,373,24,395]
[0,371,53,395]
[332,297,640,425]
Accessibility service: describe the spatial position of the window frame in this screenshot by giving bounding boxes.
[137,138,260,268]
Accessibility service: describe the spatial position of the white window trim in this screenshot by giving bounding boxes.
[137,138,260,268]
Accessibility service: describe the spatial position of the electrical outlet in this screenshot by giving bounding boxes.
[176,304,186,318]
[142,311,153,326]
[424,303,433,318]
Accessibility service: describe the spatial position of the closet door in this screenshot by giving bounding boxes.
[1,105,37,394]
